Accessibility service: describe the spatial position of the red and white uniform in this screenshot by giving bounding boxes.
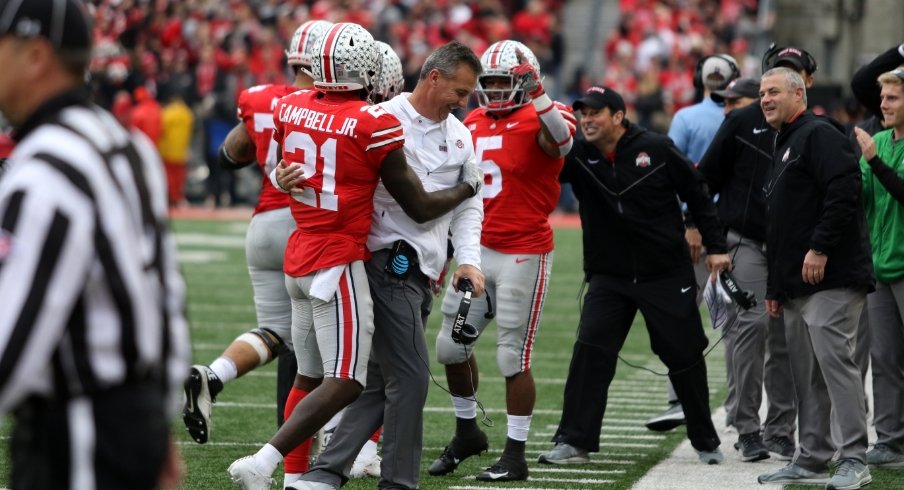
[273,91,404,278]
[466,104,565,254]
[437,103,569,376]
[236,84,297,215]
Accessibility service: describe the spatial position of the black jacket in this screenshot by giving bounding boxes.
[851,44,904,122]
[561,121,726,280]
[698,102,773,243]
[764,112,874,301]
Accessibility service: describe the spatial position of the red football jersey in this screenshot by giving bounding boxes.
[273,91,404,277]
[236,83,298,214]
[465,104,567,254]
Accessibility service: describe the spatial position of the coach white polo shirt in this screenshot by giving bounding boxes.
[368,93,483,279]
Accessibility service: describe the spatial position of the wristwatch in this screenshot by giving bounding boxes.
[812,249,825,256]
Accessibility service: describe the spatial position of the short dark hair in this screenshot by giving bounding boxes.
[419,41,482,80]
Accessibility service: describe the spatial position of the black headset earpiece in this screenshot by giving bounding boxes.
[451,278,479,345]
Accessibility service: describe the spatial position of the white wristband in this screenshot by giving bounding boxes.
[269,166,289,193]
[534,95,573,156]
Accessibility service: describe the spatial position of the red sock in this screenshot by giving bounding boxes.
[283,387,313,473]
[370,427,381,443]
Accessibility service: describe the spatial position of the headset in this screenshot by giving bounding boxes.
[761,43,818,75]
[719,270,757,310]
[451,278,480,344]
[693,54,741,93]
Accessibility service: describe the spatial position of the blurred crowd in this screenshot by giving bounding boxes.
[81,0,789,208]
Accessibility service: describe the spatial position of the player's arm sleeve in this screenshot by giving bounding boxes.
[0,171,93,413]
[536,98,576,157]
[219,122,256,170]
[851,44,904,120]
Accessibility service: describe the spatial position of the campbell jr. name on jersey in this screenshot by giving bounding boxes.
[277,103,359,137]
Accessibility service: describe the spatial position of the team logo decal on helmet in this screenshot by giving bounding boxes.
[286,20,334,78]
[312,23,380,93]
[373,41,404,103]
[476,40,540,112]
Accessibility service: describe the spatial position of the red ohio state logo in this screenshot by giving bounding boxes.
[635,152,651,168]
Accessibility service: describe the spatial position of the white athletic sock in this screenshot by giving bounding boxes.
[254,443,284,475]
[356,439,378,462]
[209,357,238,384]
[506,414,532,442]
[451,395,477,420]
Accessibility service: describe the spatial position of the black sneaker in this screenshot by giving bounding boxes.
[476,457,529,482]
[735,432,770,462]
[427,431,489,476]
[764,435,795,461]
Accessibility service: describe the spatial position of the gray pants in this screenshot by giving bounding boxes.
[785,288,868,470]
[867,279,904,451]
[301,250,433,489]
[725,231,796,438]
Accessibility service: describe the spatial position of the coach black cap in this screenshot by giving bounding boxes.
[573,86,627,114]
[0,0,92,51]
[766,46,817,75]
[711,77,760,103]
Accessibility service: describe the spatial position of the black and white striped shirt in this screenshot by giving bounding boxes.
[0,89,190,415]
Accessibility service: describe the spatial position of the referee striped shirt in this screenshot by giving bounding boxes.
[0,89,190,415]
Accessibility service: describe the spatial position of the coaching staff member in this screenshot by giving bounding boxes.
[539,86,730,466]
[756,67,874,490]
[0,0,191,488]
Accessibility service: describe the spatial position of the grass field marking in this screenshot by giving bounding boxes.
[526,476,618,484]
[189,303,257,313]
[175,233,247,248]
[177,251,229,263]
[530,468,626,475]
[526,441,659,449]
[448,486,607,490]
[176,441,264,447]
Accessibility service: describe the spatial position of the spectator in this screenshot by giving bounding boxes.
[131,86,163,145]
[756,67,874,490]
[853,66,904,469]
[158,89,194,208]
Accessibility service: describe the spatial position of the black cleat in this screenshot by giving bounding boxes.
[476,457,529,482]
[427,431,489,476]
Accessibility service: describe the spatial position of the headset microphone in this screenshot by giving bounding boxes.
[451,278,479,345]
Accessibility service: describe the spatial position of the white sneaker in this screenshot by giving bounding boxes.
[349,454,381,478]
[227,456,274,490]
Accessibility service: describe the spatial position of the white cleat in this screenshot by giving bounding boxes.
[349,454,381,478]
[227,456,274,490]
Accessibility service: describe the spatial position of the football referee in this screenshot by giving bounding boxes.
[0,1,191,489]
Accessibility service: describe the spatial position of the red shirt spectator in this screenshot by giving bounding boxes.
[130,87,163,145]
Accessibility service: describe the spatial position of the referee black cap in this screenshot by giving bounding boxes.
[0,0,92,52]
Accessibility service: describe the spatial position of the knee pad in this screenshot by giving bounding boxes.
[235,327,289,366]
[497,343,527,378]
[436,320,472,365]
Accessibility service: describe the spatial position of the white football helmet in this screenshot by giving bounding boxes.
[312,23,380,93]
[373,41,404,103]
[476,40,540,112]
[286,20,334,77]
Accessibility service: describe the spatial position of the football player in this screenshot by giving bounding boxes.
[227,23,481,489]
[181,19,332,483]
[429,40,576,482]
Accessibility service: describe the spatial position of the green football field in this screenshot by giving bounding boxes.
[3,218,903,489]
[169,218,721,489]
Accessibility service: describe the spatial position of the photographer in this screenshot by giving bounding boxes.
[539,86,730,466]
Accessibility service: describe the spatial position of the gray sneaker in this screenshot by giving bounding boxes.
[866,443,904,468]
[537,443,590,464]
[696,448,724,465]
[826,459,871,490]
[757,463,830,485]
[645,402,685,432]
